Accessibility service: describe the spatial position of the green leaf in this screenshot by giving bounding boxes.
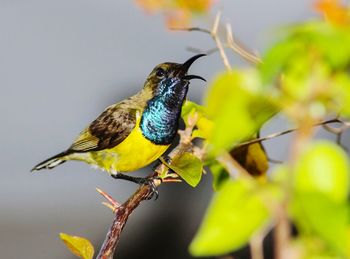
[230,142,269,177]
[60,233,94,259]
[291,193,349,255]
[181,100,213,139]
[205,70,276,153]
[189,179,269,256]
[163,152,203,187]
[194,116,214,140]
[292,140,350,255]
[208,161,229,191]
[181,100,205,119]
[294,140,350,203]
[332,72,350,117]
[261,22,350,84]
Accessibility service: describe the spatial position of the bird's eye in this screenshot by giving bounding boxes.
[155,67,166,78]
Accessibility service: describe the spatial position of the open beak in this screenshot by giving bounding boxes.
[180,54,206,82]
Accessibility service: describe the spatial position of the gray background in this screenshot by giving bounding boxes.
[0,1,318,258]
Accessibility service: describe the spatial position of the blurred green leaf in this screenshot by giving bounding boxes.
[208,161,229,191]
[205,70,276,153]
[291,140,350,255]
[294,140,349,203]
[194,116,214,139]
[332,72,350,117]
[164,152,203,187]
[260,21,350,120]
[182,100,214,139]
[182,100,205,120]
[291,193,349,255]
[230,142,269,177]
[59,233,94,259]
[261,22,350,84]
[189,179,269,256]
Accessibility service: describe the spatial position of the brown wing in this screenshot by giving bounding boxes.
[68,103,138,153]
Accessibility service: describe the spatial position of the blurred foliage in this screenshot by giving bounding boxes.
[205,70,277,154]
[189,179,271,256]
[135,0,215,27]
[230,142,269,177]
[63,1,350,258]
[291,141,350,256]
[315,0,350,26]
[185,0,350,258]
[59,233,94,259]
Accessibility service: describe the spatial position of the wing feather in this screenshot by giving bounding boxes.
[68,103,138,153]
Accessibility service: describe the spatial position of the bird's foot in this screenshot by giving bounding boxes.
[143,176,162,200]
[111,173,161,200]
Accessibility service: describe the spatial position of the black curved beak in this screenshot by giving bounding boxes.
[182,54,206,72]
[180,54,206,82]
[182,74,206,82]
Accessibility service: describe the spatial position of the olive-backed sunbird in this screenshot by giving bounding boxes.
[31,54,206,187]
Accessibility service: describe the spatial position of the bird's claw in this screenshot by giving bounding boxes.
[144,177,161,200]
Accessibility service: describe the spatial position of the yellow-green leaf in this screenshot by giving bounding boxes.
[292,140,350,255]
[291,193,349,255]
[208,161,229,191]
[294,140,349,203]
[205,70,276,153]
[181,100,214,139]
[189,179,269,256]
[60,233,94,259]
[181,100,204,119]
[164,152,203,187]
[230,142,269,177]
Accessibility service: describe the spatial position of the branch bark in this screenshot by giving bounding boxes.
[96,183,156,259]
[96,115,197,259]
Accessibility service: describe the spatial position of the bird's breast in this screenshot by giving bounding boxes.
[89,120,169,173]
[140,98,181,145]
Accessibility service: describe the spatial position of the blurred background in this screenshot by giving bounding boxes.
[0,0,325,258]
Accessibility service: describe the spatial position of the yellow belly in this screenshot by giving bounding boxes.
[70,125,170,173]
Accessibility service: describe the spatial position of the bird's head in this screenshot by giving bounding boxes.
[144,54,206,99]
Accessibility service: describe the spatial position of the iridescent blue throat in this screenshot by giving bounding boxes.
[140,79,189,145]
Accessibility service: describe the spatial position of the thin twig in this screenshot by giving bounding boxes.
[217,151,252,179]
[225,24,262,65]
[250,232,265,259]
[172,13,261,68]
[171,12,232,71]
[186,45,231,56]
[235,118,344,149]
[322,120,350,151]
[274,205,290,259]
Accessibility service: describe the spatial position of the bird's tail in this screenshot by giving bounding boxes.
[31,152,68,172]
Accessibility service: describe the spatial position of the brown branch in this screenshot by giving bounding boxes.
[96,114,198,259]
[96,183,156,259]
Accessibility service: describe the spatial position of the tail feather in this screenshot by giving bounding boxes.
[31,152,68,172]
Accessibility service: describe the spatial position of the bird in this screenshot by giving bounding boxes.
[31,54,206,192]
